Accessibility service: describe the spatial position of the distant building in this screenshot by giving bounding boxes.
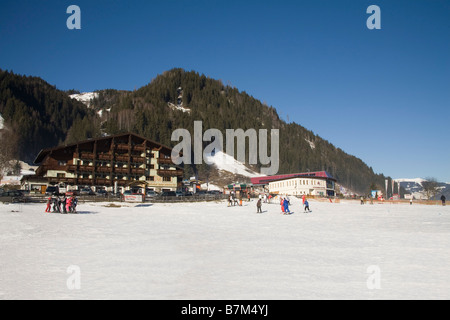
[251,171,336,197]
[22,133,183,193]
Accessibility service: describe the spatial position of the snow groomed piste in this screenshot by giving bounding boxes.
[1,197,449,300]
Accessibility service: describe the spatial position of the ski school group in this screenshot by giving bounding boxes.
[256,194,311,215]
[45,194,78,214]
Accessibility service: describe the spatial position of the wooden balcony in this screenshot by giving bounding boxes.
[116,144,129,151]
[78,165,94,172]
[132,156,145,164]
[158,157,173,165]
[80,152,94,160]
[96,166,111,173]
[131,168,145,175]
[157,169,183,177]
[115,155,129,162]
[114,180,128,186]
[133,145,145,152]
[114,167,129,174]
[67,165,78,172]
[98,153,112,161]
[47,177,77,184]
[95,178,109,185]
[78,178,93,185]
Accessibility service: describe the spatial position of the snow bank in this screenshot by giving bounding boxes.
[1,199,449,299]
[204,151,263,178]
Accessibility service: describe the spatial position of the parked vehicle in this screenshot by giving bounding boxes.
[175,190,184,197]
[145,190,157,200]
[159,191,176,197]
[207,190,222,195]
[57,183,67,194]
[95,189,108,197]
[0,190,30,203]
[122,190,132,196]
[45,186,59,196]
[79,188,95,196]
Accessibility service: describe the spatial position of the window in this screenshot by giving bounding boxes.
[57,173,66,178]
[163,177,171,182]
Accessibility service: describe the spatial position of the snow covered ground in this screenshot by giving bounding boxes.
[1,198,449,300]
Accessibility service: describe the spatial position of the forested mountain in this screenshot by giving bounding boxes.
[0,68,388,194]
[95,68,387,194]
[0,69,100,162]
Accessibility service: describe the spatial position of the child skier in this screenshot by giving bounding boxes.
[280,196,285,213]
[257,198,262,213]
[45,196,52,213]
[66,196,72,213]
[304,199,311,213]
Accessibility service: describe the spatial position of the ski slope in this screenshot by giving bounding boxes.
[1,199,449,299]
[204,151,262,178]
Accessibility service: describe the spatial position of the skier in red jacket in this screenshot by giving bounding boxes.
[45,196,52,212]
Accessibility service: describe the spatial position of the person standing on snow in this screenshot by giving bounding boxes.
[62,195,67,214]
[441,195,446,206]
[304,199,311,212]
[66,196,72,213]
[45,196,52,213]
[283,197,290,214]
[72,196,78,213]
[257,198,262,213]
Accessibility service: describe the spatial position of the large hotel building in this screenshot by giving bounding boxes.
[23,133,183,193]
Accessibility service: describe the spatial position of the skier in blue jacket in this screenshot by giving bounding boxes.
[283,198,290,214]
[304,199,311,212]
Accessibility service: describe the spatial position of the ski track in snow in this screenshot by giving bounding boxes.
[1,198,449,300]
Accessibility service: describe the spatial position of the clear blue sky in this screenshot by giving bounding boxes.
[1,0,449,181]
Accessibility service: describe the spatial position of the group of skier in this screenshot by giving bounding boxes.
[255,194,311,214]
[45,194,78,214]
